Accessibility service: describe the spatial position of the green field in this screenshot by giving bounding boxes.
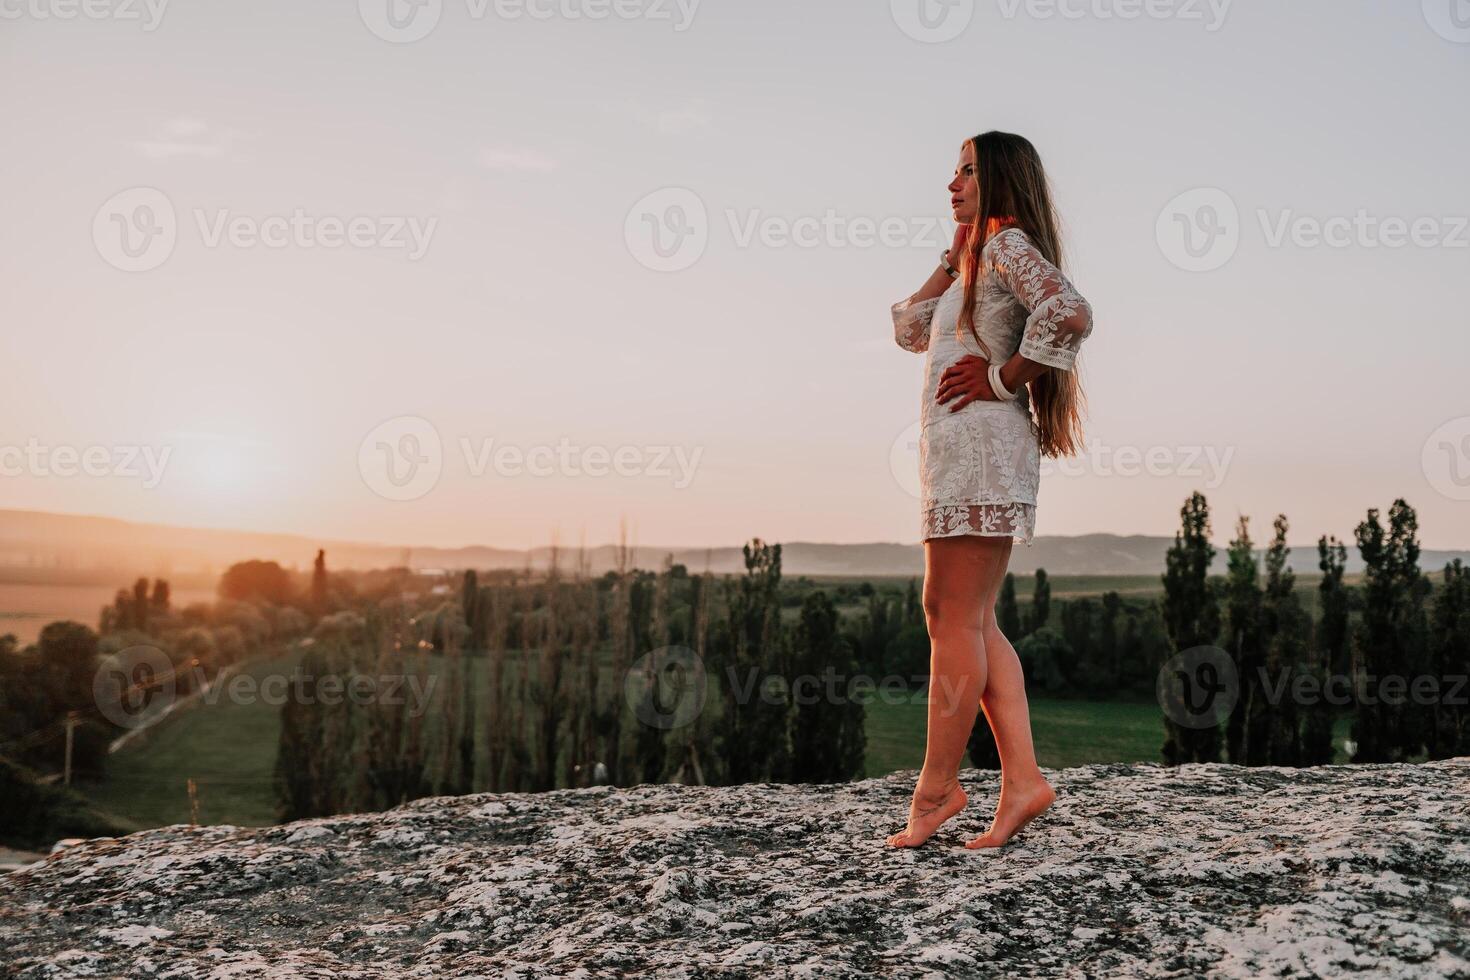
[864,696,1166,776]
[79,648,302,829]
[77,659,1170,830]
[76,647,1355,830]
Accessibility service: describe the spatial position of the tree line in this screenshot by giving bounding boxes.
[274,538,868,820]
[1160,492,1469,767]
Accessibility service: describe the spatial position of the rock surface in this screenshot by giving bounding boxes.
[2,760,1468,978]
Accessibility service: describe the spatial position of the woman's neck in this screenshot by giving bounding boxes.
[983,216,1018,238]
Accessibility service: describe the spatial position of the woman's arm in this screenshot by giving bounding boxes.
[893,225,967,353]
[915,223,969,302]
[936,227,1094,410]
[991,228,1093,372]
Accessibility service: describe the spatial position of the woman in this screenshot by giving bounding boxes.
[885,131,1094,849]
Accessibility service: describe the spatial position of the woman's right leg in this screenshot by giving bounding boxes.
[967,596,1056,848]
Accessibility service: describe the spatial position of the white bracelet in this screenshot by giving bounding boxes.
[988,362,1019,401]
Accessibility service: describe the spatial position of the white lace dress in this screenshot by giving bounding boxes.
[892,227,1094,545]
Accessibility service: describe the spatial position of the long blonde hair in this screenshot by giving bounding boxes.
[957,131,1087,458]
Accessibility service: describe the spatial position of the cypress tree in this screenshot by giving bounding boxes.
[790,591,864,782]
[1261,515,1308,765]
[1161,491,1223,764]
[1223,516,1266,764]
[998,574,1022,639]
[1351,500,1430,762]
[1028,569,1051,634]
[1427,560,1470,758]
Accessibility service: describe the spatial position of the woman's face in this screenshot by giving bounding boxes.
[949,142,979,225]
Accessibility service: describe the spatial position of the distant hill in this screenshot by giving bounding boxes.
[1,508,1466,581]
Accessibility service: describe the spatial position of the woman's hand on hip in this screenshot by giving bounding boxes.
[935,355,995,412]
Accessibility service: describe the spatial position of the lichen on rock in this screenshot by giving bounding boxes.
[2,760,1467,978]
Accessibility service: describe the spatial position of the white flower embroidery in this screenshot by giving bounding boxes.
[890,227,1093,546]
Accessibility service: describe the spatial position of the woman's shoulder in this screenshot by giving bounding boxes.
[981,225,1033,258]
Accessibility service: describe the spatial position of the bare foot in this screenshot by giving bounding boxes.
[886,775,968,848]
[964,775,1055,849]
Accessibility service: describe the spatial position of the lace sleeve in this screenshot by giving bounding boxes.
[892,295,940,353]
[986,228,1093,371]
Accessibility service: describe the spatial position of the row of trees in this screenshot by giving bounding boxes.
[274,538,869,821]
[0,549,365,785]
[1161,493,1469,767]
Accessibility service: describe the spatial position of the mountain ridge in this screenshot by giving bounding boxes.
[2,508,1467,579]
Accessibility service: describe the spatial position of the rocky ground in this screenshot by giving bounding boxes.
[2,759,1467,978]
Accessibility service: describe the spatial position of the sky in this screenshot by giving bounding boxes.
[2,0,1468,552]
